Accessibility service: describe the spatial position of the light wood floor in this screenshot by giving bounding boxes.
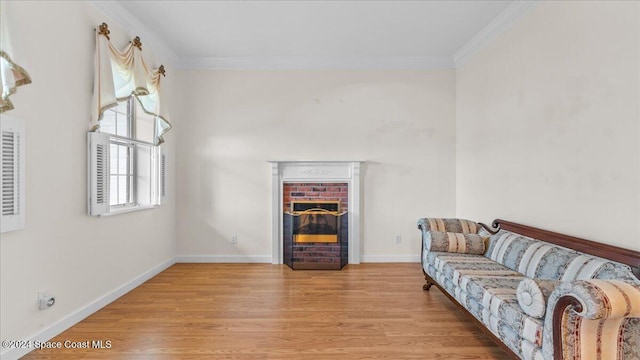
[23,263,508,359]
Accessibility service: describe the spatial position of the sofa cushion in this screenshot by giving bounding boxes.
[427,231,486,254]
[428,252,521,288]
[428,266,545,348]
[420,218,479,233]
[479,282,545,349]
[424,251,547,356]
[463,276,524,307]
[440,263,545,348]
[484,230,640,283]
[517,278,560,318]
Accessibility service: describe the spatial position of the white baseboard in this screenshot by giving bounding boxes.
[175,255,272,263]
[360,255,421,263]
[0,258,175,360]
[176,255,418,263]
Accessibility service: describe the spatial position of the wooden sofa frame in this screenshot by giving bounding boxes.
[419,218,640,360]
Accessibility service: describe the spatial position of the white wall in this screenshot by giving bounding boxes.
[174,70,456,262]
[0,1,176,357]
[456,1,640,250]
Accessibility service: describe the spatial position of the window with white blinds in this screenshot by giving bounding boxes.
[88,97,166,217]
[1,115,25,233]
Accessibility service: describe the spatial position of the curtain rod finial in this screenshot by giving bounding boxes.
[98,23,110,40]
[132,36,142,50]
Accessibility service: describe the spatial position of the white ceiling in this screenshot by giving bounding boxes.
[96,0,521,69]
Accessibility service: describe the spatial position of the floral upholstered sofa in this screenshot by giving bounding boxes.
[418,218,640,360]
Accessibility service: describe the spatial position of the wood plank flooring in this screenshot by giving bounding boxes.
[23,263,508,359]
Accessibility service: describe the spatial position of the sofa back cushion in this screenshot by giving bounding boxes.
[420,218,479,234]
[484,230,640,284]
[426,231,486,254]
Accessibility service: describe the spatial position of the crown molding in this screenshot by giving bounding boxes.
[454,1,540,68]
[87,0,177,66]
[176,55,455,70]
[89,0,536,71]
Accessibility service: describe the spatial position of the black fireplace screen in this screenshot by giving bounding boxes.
[283,200,348,270]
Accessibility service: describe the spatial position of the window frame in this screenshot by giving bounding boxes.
[109,137,136,209]
[88,96,165,217]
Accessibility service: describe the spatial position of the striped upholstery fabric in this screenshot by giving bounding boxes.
[418,218,479,234]
[425,250,544,357]
[421,219,640,360]
[486,230,640,284]
[542,280,640,360]
[427,231,486,254]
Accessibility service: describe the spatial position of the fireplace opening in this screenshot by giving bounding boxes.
[292,201,340,243]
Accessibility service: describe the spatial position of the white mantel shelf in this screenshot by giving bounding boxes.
[269,161,364,265]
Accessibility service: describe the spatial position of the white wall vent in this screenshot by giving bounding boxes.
[1,115,26,233]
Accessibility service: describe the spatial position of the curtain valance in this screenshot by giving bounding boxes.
[91,23,171,145]
[0,0,32,113]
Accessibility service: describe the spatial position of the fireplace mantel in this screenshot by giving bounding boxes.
[269,161,364,265]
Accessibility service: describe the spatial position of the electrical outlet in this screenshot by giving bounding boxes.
[395,235,402,244]
[231,235,238,244]
[38,290,55,310]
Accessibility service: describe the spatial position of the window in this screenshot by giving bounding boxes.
[88,97,166,216]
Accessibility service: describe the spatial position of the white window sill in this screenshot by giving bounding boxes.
[99,204,158,217]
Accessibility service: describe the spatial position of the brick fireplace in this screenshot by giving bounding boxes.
[269,161,363,267]
[283,183,348,270]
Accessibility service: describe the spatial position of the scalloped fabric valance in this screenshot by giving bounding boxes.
[91,23,171,145]
[0,0,32,113]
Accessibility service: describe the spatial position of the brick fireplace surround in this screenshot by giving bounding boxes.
[269,161,363,266]
[283,183,348,212]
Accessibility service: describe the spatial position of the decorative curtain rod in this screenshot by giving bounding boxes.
[97,23,142,50]
[92,21,172,144]
[95,22,165,76]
